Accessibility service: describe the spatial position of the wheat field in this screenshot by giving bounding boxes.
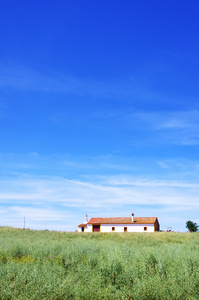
[0,228,198,299]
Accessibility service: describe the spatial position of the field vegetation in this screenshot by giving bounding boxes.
[0,227,198,299]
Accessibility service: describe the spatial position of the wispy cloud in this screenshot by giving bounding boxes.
[110,109,199,145]
[122,110,199,130]
[0,205,77,231]
[0,170,198,231]
[1,63,199,148]
[0,62,186,107]
[0,63,142,99]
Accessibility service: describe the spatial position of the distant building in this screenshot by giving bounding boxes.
[78,213,160,233]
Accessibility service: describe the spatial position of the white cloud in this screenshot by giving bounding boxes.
[130,110,199,145]
[0,63,141,99]
[0,205,77,231]
[0,172,198,232]
[0,153,198,232]
[123,109,199,131]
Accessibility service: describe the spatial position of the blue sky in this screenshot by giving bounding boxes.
[0,1,199,231]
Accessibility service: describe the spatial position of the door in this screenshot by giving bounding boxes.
[93,225,100,232]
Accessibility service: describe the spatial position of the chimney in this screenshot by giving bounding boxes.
[84,214,88,224]
[131,213,134,222]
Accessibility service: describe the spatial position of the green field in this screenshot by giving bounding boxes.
[0,228,198,299]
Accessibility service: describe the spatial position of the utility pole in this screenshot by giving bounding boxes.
[23,217,25,230]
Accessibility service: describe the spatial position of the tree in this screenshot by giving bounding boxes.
[186,220,198,232]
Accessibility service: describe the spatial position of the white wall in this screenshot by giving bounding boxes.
[100,224,154,232]
[86,224,93,232]
[78,224,155,232]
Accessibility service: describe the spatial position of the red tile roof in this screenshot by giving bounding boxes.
[78,223,88,227]
[87,217,158,225]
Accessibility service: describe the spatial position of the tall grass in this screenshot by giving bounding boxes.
[0,228,198,299]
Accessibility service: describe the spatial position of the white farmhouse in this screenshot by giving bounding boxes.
[78,213,160,233]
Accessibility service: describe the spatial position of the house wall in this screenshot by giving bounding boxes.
[86,224,93,232]
[78,224,155,232]
[78,224,92,232]
[100,224,155,232]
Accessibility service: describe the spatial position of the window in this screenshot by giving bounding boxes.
[124,227,127,232]
[112,227,115,231]
[144,227,147,231]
